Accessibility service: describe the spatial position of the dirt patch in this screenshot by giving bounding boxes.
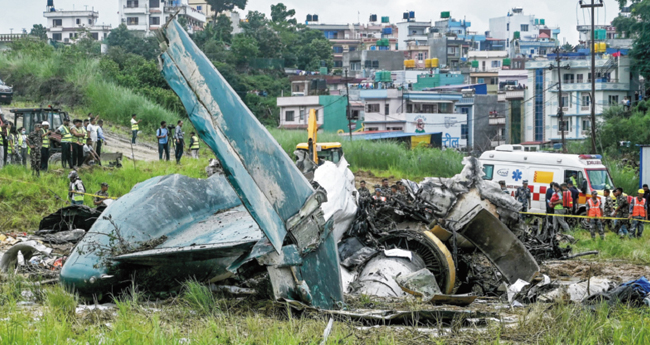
[541,260,650,282]
[353,170,396,189]
[102,129,159,162]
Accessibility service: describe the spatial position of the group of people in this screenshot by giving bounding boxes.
[0,114,105,177]
[131,115,200,164]
[67,170,111,208]
[505,177,649,240]
[357,178,411,208]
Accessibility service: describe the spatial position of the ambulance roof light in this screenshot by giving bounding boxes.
[579,154,602,160]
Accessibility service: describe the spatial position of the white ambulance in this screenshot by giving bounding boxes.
[478,145,615,214]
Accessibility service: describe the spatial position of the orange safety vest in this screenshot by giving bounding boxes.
[563,191,574,208]
[587,198,602,217]
[631,197,647,217]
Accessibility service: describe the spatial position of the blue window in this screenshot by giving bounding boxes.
[196,5,202,10]
[349,46,356,52]
[460,107,469,114]
[334,60,343,67]
[477,78,484,83]
[461,124,468,140]
[332,46,343,53]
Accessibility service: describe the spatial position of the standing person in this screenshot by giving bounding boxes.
[96,120,105,158]
[131,114,141,144]
[189,132,199,159]
[640,184,648,210]
[174,120,184,164]
[629,189,647,238]
[603,188,614,230]
[18,127,28,166]
[156,121,170,161]
[613,187,630,238]
[358,180,370,198]
[5,123,14,164]
[40,121,53,171]
[0,116,6,168]
[71,119,87,168]
[68,170,85,205]
[26,123,43,177]
[549,183,571,233]
[543,182,556,233]
[570,172,579,189]
[93,183,110,208]
[87,116,99,149]
[57,118,73,169]
[567,181,580,214]
[586,191,605,240]
[515,180,532,218]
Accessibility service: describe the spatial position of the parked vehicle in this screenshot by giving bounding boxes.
[0,78,13,105]
[9,106,69,163]
[479,144,615,215]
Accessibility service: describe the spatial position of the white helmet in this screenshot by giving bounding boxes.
[42,121,50,126]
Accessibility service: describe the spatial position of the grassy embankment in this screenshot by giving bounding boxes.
[0,47,179,134]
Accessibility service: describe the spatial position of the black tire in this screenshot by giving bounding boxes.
[48,152,62,165]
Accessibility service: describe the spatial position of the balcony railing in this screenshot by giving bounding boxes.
[581,105,591,111]
[489,116,506,125]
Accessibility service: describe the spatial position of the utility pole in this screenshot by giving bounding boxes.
[343,69,353,141]
[581,0,603,154]
[551,47,569,153]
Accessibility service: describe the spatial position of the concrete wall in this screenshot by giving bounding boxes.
[472,94,501,151]
[404,113,467,148]
[428,36,448,67]
[319,95,363,133]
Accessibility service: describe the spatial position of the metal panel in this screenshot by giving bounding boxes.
[159,20,315,251]
[641,147,650,189]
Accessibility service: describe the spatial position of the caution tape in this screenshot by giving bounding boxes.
[0,176,118,200]
[520,211,650,223]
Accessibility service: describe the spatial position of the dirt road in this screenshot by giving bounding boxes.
[102,130,159,162]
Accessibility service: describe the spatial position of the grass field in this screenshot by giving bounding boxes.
[0,276,649,344]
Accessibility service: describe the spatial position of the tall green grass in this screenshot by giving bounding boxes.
[0,159,208,232]
[0,50,178,132]
[269,128,464,179]
[606,159,640,196]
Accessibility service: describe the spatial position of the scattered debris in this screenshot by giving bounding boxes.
[395,268,442,300]
[38,205,102,233]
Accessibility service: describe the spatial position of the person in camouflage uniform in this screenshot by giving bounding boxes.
[515,180,532,219]
[27,123,42,177]
[380,179,392,198]
[357,180,372,209]
[613,188,630,237]
[602,188,614,230]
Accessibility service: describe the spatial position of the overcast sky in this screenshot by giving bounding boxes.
[1,0,622,43]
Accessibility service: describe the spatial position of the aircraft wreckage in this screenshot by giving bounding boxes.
[58,19,542,308]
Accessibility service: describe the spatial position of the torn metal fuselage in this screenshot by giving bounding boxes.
[60,18,343,308]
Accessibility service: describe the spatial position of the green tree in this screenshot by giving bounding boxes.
[616,0,650,82]
[561,43,574,52]
[270,3,297,25]
[29,24,47,40]
[230,34,259,65]
[105,24,160,60]
[206,0,247,22]
[297,36,333,71]
[214,14,233,43]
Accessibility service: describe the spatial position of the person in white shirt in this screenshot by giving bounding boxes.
[87,116,99,150]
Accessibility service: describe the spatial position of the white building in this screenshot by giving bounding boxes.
[489,7,560,58]
[43,6,111,43]
[118,0,206,35]
[524,55,637,144]
[396,20,430,51]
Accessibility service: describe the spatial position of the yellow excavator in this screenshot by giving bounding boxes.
[295,109,343,164]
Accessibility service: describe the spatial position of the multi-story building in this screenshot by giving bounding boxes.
[489,7,560,58]
[43,3,111,43]
[276,95,363,132]
[396,16,430,51]
[359,88,471,148]
[428,34,471,70]
[187,0,242,33]
[342,50,404,79]
[468,51,508,94]
[307,23,398,69]
[524,54,638,144]
[118,0,205,35]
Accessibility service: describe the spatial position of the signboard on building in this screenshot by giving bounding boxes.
[405,113,467,148]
